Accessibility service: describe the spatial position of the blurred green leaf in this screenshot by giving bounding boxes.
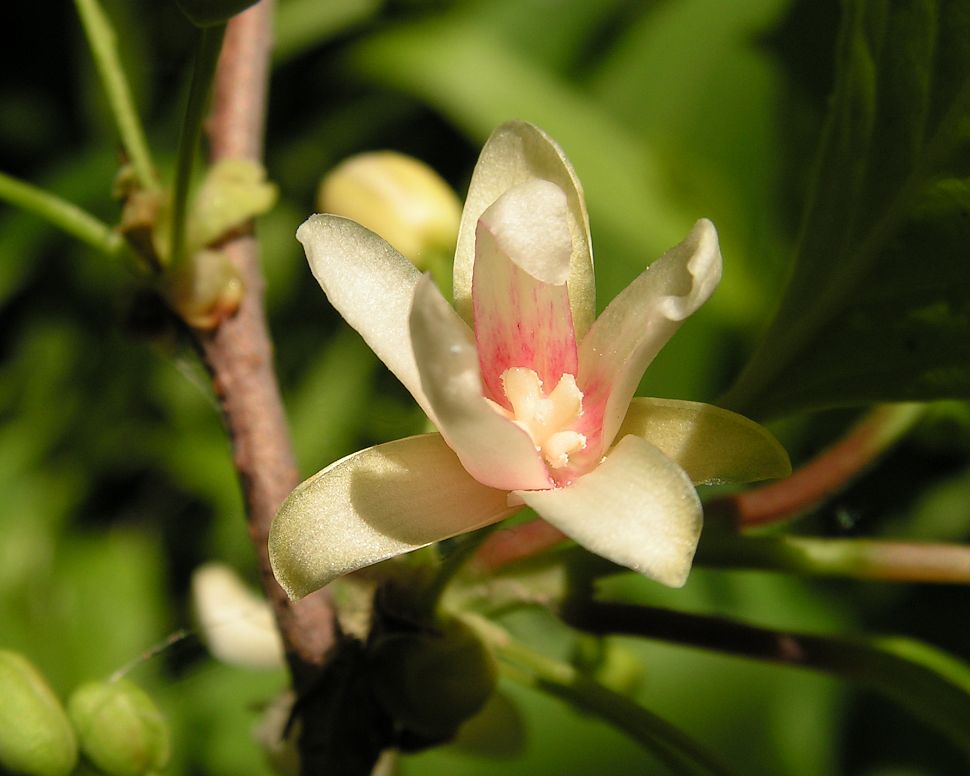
[274,0,380,64]
[346,14,694,296]
[289,328,378,472]
[723,0,970,417]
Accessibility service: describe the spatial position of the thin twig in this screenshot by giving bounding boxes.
[562,600,970,756]
[170,24,226,268]
[695,532,970,584]
[199,0,336,688]
[0,170,131,259]
[74,0,158,190]
[708,403,924,528]
[474,518,567,572]
[477,404,926,572]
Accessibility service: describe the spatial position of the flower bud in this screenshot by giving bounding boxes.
[174,0,260,28]
[573,637,644,696]
[67,679,170,776]
[317,152,461,271]
[368,619,496,741]
[165,248,244,330]
[188,158,278,251]
[0,650,78,776]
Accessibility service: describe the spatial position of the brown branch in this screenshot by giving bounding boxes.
[200,1,336,684]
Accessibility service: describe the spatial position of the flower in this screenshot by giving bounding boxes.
[270,122,790,599]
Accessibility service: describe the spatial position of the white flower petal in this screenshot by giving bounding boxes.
[617,398,792,485]
[270,434,520,599]
[454,121,595,336]
[514,435,702,587]
[409,276,552,491]
[297,214,434,420]
[576,219,722,461]
[191,563,284,668]
[473,181,578,402]
[477,179,572,285]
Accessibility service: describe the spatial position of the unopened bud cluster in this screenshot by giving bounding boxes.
[0,650,169,776]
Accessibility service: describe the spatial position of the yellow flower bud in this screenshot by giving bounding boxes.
[0,650,78,776]
[68,679,170,776]
[317,152,461,271]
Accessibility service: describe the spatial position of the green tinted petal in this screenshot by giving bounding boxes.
[617,397,791,486]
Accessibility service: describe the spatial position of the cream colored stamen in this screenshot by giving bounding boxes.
[491,367,586,469]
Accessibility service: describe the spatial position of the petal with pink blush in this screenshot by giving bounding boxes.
[269,434,521,599]
[297,215,435,421]
[455,122,595,337]
[409,276,552,492]
[576,219,722,462]
[513,435,703,588]
[473,180,578,403]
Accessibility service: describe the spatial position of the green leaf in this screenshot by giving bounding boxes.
[273,0,380,64]
[723,0,970,417]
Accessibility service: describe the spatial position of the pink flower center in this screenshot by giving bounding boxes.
[488,367,587,471]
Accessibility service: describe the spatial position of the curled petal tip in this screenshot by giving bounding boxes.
[659,218,722,322]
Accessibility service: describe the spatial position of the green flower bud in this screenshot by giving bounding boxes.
[188,159,278,251]
[368,619,496,741]
[165,248,244,330]
[174,0,260,28]
[573,637,644,696]
[317,152,461,271]
[67,679,170,776]
[0,650,77,776]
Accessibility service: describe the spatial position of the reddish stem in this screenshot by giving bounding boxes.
[200,1,336,682]
[476,405,924,571]
[475,518,567,572]
[709,404,923,528]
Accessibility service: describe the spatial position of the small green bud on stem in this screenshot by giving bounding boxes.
[0,650,78,776]
[67,679,170,776]
[368,618,497,741]
[164,248,244,330]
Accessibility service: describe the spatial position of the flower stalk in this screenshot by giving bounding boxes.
[708,403,924,528]
[0,170,131,260]
[170,23,227,269]
[75,0,158,191]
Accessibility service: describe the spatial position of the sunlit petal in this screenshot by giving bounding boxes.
[410,276,552,491]
[191,563,284,668]
[576,219,722,462]
[270,434,520,599]
[297,214,434,420]
[473,181,578,401]
[617,398,792,485]
[514,435,702,587]
[455,122,595,336]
